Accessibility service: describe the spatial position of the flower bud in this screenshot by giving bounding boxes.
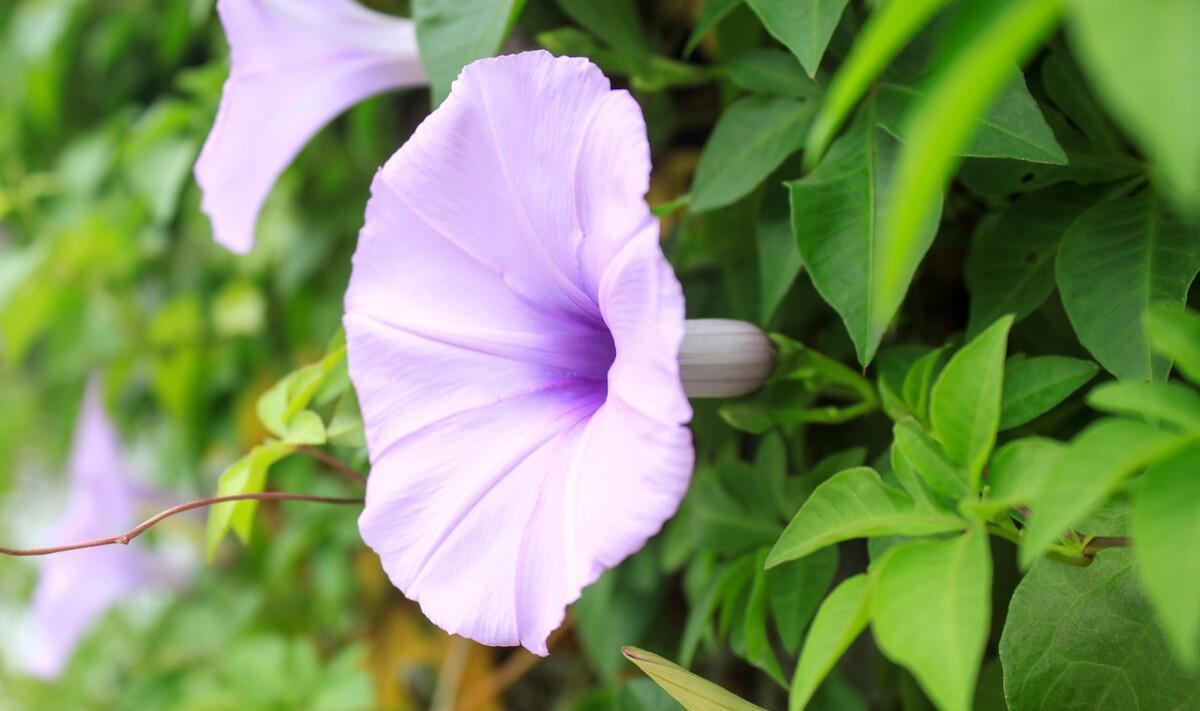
[678,319,776,398]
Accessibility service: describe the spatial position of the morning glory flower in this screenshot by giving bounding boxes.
[195,0,427,253]
[344,51,702,654]
[23,381,178,679]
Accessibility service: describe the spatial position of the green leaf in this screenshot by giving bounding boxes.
[789,103,942,365]
[930,315,1013,489]
[1001,549,1200,709]
[1057,190,1200,382]
[871,529,992,711]
[1021,418,1184,565]
[768,546,838,655]
[1132,446,1200,669]
[804,0,951,167]
[758,184,804,324]
[766,467,963,567]
[743,0,849,78]
[1089,381,1200,432]
[964,186,1092,336]
[1145,305,1200,385]
[893,418,968,500]
[882,0,1062,327]
[257,345,347,440]
[413,0,526,106]
[680,553,757,666]
[1065,0,1200,214]
[622,647,768,711]
[724,49,821,100]
[691,95,815,212]
[1000,354,1098,429]
[684,0,742,57]
[789,574,870,711]
[876,73,1065,164]
[205,441,295,559]
[553,0,647,55]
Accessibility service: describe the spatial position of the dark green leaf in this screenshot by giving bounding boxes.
[789,103,942,365]
[1000,354,1098,429]
[743,0,849,78]
[1056,190,1200,382]
[684,0,743,56]
[692,95,815,212]
[768,546,838,655]
[553,0,647,55]
[413,0,526,105]
[724,49,820,99]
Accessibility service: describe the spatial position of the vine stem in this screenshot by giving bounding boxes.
[0,492,363,557]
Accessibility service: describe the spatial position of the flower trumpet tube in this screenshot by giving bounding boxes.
[195,0,427,253]
[678,319,775,398]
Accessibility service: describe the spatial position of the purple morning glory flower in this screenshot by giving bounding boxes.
[24,381,177,679]
[195,0,427,253]
[344,51,696,654]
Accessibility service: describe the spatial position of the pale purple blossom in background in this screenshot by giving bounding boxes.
[195,0,427,253]
[344,51,695,654]
[24,381,178,679]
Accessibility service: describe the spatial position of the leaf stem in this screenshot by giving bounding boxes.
[0,492,363,557]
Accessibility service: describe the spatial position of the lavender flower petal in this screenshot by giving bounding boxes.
[195,0,427,253]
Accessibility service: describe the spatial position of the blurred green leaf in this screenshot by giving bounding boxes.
[789,103,942,365]
[930,315,1013,489]
[553,0,647,55]
[1066,0,1200,214]
[1021,418,1182,565]
[1088,381,1200,431]
[871,529,991,711]
[1145,305,1200,385]
[692,95,815,212]
[767,545,837,655]
[206,441,296,559]
[744,0,849,78]
[740,550,786,686]
[1132,446,1200,669]
[767,467,963,567]
[882,0,1062,328]
[683,0,743,56]
[1056,190,1200,382]
[414,0,527,105]
[979,437,1064,514]
[724,49,820,99]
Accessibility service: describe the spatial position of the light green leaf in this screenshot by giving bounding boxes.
[1088,381,1200,432]
[1001,549,1200,709]
[893,418,967,500]
[882,0,1062,329]
[1021,418,1184,565]
[977,437,1064,515]
[871,529,992,711]
[789,103,942,365]
[744,0,849,78]
[930,315,1013,489]
[724,49,821,100]
[876,73,1065,164]
[413,0,526,106]
[692,95,815,212]
[623,647,768,711]
[965,187,1092,336]
[901,346,947,424]
[684,0,743,57]
[1133,447,1200,669]
[205,441,295,559]
[804,0,951,167]
[257,345,347,439]
[1066,0,1200,214]
[768,546,838,655]
[1145,305,1200,385]
[766,467,963,567]
[789,574,870,711]
[1056,190,1200,382]
[284,409,326,445]
[1000,354,1098,429]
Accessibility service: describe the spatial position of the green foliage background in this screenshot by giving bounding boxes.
[1,0,1199,710]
